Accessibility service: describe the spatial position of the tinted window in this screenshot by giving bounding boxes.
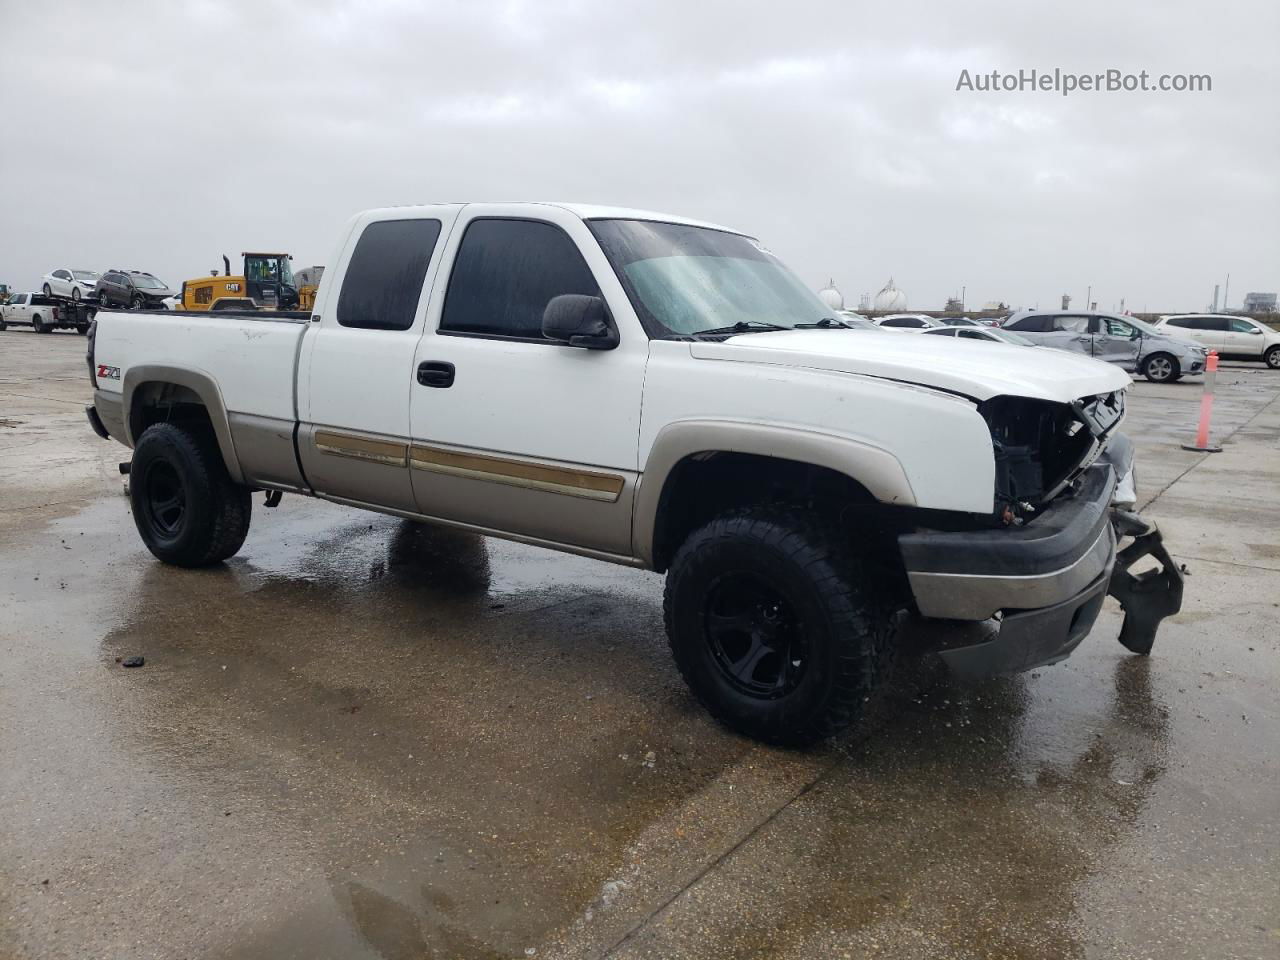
[1007,314,1052,332]
[336,219,441,331]
[441,219,600,339]
[881,317,922,328]
[1165,317,1193,328]
[1192,317,1229,331]
[959,329,988,340]
[54,270,69,279]
[928,327,957,337]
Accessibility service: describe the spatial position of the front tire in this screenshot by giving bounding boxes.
[72,287,81,301]
[131,295,145,311]
[663,505,890,746]
[1142,352,1178,383]
[1266,345,1280,370]
[129,423,251,567]
[42,283,52,296]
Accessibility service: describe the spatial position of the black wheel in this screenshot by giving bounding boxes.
[0,318,7,332]
[1142,353,1178,383]
[131,295,145,311]
[664,505,891,746]
[32,314,47,333]
[42,282,52,296]
[72,287,81,301]
[76,324,89,335]
[1266,346,1280,370]
[129,422,251,567]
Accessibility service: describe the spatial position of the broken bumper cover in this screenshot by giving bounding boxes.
[897,463,1183,678]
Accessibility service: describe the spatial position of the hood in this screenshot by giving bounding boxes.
[689,330,1132,403]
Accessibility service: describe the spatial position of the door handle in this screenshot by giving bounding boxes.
[1074,336,1091,342]
[417,361,455,388]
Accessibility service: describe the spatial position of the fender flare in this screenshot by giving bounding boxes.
[122,364,245,484]
[632,419,917,564]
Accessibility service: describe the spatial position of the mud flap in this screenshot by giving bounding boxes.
[1107,511,1185,656]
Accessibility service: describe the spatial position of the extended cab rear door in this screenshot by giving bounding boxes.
[296,205,463,512]
[406,204,647,558]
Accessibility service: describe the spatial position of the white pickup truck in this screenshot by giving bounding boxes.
[86,202,1183,745]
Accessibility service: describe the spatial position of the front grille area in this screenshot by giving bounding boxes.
[979,391,1123,516]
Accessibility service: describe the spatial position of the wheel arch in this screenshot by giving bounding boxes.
[635,420,916,570]
[122,365,245,483]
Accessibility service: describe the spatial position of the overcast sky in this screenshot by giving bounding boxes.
[1,0,1275,312]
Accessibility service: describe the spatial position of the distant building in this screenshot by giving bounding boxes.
[873,278,907,312]
[982,300,1009,312]
[1243,292,1277,313]
[816,279,844,311]
[943,296,964,313]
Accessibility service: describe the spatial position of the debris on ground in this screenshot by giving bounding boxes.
[121,656,145,668]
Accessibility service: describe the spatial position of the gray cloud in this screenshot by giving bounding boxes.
[1,0,1275,312]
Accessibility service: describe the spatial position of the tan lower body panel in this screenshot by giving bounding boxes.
[408,444,624,502]
[305,429,634,554]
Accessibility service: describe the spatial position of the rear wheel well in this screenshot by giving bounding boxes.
[129,382,216,443]
[651,452,901,576]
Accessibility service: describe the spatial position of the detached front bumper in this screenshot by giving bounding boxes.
[898,461,1183,678]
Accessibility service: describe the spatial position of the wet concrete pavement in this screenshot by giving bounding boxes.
[1,330,1277,959]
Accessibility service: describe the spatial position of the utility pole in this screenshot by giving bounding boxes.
[1086,285,1091,311]
[1222,273,1230,313]
[961,285,966,312]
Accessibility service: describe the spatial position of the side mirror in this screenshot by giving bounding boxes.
[541,294,618,350]
[1248,327,1262,335]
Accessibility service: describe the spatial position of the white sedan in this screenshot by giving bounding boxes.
[41,269,100,301]
[873,313,947,332]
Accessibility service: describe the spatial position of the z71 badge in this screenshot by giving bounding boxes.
[96,364,120,381]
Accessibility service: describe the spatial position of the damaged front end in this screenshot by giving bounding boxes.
[897,392,1183,677]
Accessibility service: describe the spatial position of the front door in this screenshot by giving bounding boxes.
[1223,318,1265,358]
[1039,314,1095,355]
[407,205,647,558]
[297,208,461,511]
[1093,315,1142,369]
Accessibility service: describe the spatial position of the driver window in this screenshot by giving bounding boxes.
[1103,317,1137,338]
[1228,319,1256,333]
[959,329,986,340]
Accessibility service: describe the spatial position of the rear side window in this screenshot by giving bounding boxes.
[881,317,921,328]
[440,219,600,340]
[1052,315,1091,333]
[1007,314,1051,332]
[1191,317,1229,331]
[1165,317,1193,328]
[337,219,441,331]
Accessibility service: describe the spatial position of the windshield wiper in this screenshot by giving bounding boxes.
[689,321,788,339]
[794,317,849,329]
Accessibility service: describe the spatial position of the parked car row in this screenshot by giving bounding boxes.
[1154,314,1280,369]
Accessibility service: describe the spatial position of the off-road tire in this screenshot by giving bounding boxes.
[129,422,251,567]
[1142,352,1178,383]
[663,504,890,746]
[1265,345,1280,370]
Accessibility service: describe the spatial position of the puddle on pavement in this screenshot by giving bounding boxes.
[0,495,1181,959]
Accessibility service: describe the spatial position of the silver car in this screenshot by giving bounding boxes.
[1002,310,1206,382]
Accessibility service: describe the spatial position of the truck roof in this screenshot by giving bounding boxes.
[365,202,746,237]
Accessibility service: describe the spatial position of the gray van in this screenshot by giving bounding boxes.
[1002,310,1206,382]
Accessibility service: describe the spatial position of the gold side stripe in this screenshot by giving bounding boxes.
[314,430,407,467]
[410,445,624,503]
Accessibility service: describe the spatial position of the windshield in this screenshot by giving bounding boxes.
[72,270,98,282]
[587,219,830,337]
[131,275,166,289]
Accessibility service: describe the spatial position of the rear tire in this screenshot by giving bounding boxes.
[129,422,251,567]
[1142,352,1178,383]
[1266,345,1280,370]
[75,324,89,335]
[72,287,81,301]
[663,504,891,746]
[32,315,47,334]
[0,318,7,332]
